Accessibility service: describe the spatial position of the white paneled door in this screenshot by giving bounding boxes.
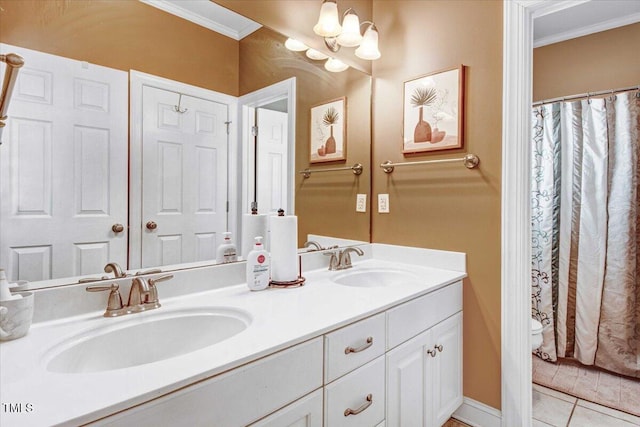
[141,86,228,268]
[256,107,288,215]
[0,44,128,281]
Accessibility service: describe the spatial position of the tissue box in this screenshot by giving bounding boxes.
[0,292,34,341]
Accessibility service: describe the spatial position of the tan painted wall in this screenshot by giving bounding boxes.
[371,0,503,409]
[0,0,238,95]
[239,27,371,245]
[533,23,640,102]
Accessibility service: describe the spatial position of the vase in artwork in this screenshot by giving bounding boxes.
[414,106,432,143]
[325,126,336,154]
[317,144,326,156]
[431,127,446,143]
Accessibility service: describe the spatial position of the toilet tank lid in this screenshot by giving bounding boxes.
[532,318,543,333]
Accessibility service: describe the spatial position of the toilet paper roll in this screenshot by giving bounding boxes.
[270,215,298,282]
[242,214,269,258]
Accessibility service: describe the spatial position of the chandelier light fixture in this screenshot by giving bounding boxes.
[284,0,380,72]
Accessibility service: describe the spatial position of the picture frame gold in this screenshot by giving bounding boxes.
[402,65,465,154]
[309,97,346,163]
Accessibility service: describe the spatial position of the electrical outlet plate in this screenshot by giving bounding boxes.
[356,194,367,212]
[378,194,390,213]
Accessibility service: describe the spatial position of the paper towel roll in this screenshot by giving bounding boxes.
[270,215,298,282]
[242,214,269,258]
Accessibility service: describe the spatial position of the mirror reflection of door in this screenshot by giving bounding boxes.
[0,44,128,281]
[140,86,228,268]
[256,104,288,215]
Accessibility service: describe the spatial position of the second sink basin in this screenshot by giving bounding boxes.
[45,307,251,374]
[332,267,421,288]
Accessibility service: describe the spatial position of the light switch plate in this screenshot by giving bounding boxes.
[378,194,390,213]
[356,194,367,212]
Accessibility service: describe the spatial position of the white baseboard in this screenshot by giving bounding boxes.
[453,397,502,427]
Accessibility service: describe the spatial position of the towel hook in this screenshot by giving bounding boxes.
[174,93,188,114]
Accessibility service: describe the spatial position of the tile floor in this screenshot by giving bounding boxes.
[533,383,640,426]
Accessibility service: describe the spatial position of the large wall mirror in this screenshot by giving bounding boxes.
[0,0,371,288]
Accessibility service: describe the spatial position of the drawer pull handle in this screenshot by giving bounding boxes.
[344,394,373,416]
[344,336,373,354]
[435,344,443,352]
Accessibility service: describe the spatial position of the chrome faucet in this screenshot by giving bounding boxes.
[324,246,364,271]
[86,271,173,317]
[303,241,324,251]
[104,262,127,278]
[337,246,364,270]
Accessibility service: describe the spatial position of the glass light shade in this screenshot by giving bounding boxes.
[355,24,381,60]
[284,38,309,52]
[324,57,349,72]
[306,49,329,60]
[336,11,362,47]
[313,0,342,37]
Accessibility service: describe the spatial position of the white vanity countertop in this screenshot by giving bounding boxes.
[0,245,466,427]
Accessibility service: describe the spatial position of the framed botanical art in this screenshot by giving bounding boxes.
[402,65,465,154]
[309,97,346,163]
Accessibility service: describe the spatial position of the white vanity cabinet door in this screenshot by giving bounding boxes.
[386,328,431,427]
[386,281,462,349]
[96,338,323,427]
[386,312,463,427]
[431,312,463,427]
[250,389,323,427]
[324,355,385,427]
[324,312,386,383]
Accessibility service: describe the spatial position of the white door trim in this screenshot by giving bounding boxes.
[129,70,238,269]
[501,1,583,425]
[237,77,296,217]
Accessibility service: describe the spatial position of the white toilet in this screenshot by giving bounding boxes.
[531,318,543,351]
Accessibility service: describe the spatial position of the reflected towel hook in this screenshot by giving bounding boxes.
[174,93,188,114]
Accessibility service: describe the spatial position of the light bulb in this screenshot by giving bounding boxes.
[284,38,309,52]
[336,10,362,47]
[313,0,342,37]
[355,23,381,60]
[306,49,329,60]
[324,57,349,72]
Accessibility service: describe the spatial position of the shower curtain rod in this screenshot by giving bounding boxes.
[532,85,640,107]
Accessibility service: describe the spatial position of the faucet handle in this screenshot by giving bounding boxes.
[136,268,162,276]
[145,274,174,308]
[86,283,124,317]
[323,251,340,271]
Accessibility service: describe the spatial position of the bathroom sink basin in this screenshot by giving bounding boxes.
[45,308,251,373]
[331,268,421,288]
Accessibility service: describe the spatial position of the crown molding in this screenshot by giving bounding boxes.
[534,12,640,47]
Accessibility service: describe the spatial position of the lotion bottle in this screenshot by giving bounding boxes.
[246,236,270,291]
[216,232,238,264]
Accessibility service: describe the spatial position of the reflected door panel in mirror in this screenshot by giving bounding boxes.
[0,44,128,282]
[140,86,229,268]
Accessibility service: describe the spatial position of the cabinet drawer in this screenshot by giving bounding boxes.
[324,355,385,427]
[387,281,462,349]
[96,337,323,427]
[324,313,386,383]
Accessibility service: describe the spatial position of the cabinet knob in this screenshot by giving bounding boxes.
[344,336,373,354]
[344,394,373,416]
[112,223,125,233]
[435,344,443,352]
[427,349,437,357]
[146,221,158,230]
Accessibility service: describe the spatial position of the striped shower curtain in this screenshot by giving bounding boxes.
[531,89,640,378]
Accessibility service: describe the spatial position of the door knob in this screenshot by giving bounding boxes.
[146,221,158,230]
[111,223,125,233]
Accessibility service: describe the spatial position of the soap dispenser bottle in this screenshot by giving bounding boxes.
[246,236,270,291]
[216,232,238,264]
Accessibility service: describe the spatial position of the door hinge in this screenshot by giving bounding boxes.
[251,125,258,137]
[224,121,232,135]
